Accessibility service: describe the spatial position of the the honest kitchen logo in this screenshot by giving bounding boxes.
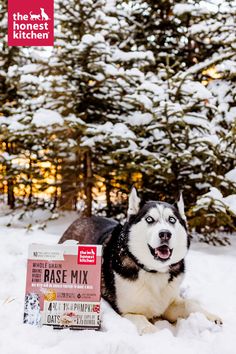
[8,0,54,46]
[13,9,49,40]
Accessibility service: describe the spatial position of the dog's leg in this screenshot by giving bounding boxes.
[123,313,158,335]
[163,297,223,325]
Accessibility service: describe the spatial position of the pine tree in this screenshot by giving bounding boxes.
[183,0,236,236]
[0,0,23,208]
[48,0,147,213]
[89,0,236,237]
[0,0,63,210]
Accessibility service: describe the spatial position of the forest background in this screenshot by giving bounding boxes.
[0,0,236,242]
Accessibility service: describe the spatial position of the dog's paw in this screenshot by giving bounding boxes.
[206,313,223,326]
[123,313,159,335]
[139,322,158,335]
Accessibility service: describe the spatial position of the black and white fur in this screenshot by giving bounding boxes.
[23,293,41,326]
[59,188,222,335]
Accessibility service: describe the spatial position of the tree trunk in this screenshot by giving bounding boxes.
[52,159,59,210]
[6,142,15,209]
[27,154,33,206]
[106,176,112,217]
[59,160,75,210]
[59,186,74,210]
[84,149,92,217]
[7,178,15,209]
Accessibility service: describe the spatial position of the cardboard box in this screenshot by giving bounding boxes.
[23,243,102,330]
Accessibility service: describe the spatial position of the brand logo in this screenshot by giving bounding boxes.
[31,250,64,260]
[78,246,97,265]
[8,0,54,46]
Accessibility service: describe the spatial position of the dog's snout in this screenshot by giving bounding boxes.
[159,230,172,242]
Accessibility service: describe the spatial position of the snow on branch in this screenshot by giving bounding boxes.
[175,50,235,80]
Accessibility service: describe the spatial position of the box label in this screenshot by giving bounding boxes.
[23,244,102,329]
[78,246,97,265]
[43,301,101,327]
[8,0,54,46]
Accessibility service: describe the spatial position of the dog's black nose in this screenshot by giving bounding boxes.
[159,230,172,241]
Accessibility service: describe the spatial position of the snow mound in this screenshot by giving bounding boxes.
[0,213,236,354]
[32,109,64,127]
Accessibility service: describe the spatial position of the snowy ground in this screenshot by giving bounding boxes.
[0,210,236,354]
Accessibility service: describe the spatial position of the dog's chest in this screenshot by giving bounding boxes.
[114,270,182,319]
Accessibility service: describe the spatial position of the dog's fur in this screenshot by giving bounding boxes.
[23,293,41,326]
[59,188,222,334]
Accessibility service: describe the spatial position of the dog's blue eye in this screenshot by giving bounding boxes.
[145,216,155,224]
[169,216,176,224]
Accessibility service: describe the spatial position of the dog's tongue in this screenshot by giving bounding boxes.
[155,246,171,260]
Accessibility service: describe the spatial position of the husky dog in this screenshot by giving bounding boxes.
[59,188,222,335]
[23,293,41,326]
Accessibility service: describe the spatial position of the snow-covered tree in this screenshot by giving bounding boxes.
[0,0,24,208]
[0,0,63,209]
[0,0,235,239]
[47,0,149,213]
[84,0,236,238]
[190,187,236,243]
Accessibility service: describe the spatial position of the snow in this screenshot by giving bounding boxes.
[207,79,236,124]
[176,51,235,80]
[0,210,236,354]
[173,3,211,16]
[225,168,236,183]
[20,64,41,75]
[216,60,236,75]
[139,81,165,96]
[20,74,42,85]
[82,122,136,147]
[128,93,153,110]
[125,112,153,126]
[183,115,211,130]
[112,48,154,63]
[224,195,236,215]
[77,33,107,53]
[32,109,64,127]
[195,187,236,215]
[0,114,26,132]
[182,82,212,100]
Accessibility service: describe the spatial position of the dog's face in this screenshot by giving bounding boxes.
[127,188,189,272]
[25,293,40,311]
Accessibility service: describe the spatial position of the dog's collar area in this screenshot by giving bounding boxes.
[168,259,185,282]
[169,259,184,272]
[126,250,158,274]
[125,250,184,277]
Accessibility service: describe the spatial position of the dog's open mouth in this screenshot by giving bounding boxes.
[155,245,172,260]
[148,245,173,261]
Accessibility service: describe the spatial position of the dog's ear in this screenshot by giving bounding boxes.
[127,187,140,218]
[176,191,186,221]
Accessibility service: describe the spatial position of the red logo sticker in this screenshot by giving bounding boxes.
[8,0,54,46]
[78,246,97,265]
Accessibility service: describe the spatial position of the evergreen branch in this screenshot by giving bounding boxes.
[175,50,235,80]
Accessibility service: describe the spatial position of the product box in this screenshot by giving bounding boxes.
[23,243,102,330]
